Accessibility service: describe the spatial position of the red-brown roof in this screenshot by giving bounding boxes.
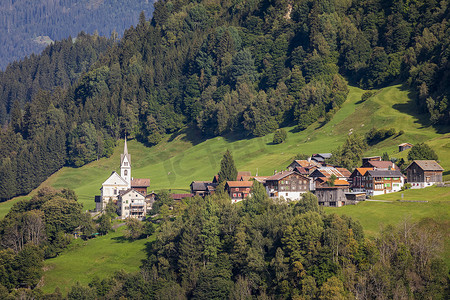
[399,143,413,147]
[226,181,254,188]
[334,179,350,186]
[367,161,396,169]
[171,193,194,200]
[336,168,351,177]
[355,168,373,176]
[131,178,150,187]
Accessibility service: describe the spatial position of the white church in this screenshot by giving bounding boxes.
[95,138,150,219]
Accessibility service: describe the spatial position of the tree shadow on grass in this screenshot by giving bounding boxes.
[167,127,207,146]
[111,236,130,243]
[395,84,450,134]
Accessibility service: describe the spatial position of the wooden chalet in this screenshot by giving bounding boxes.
[225,181,253,203]
[265,170,310,200]
[349,168,373,192]
[364,169,404,196]
[311,153,332,165]
[190,181,217,197]
[362,156,382,167]
[131,178,150,196]
[398,143,413,152]
[405,160,444,189]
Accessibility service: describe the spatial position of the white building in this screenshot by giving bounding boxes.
[118,189,147,219]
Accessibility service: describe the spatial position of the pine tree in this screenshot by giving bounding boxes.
[218,150,237,184]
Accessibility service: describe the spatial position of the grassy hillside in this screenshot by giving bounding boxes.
[3,83,448,293]
[1,84,449,218]
[41,225,151,295]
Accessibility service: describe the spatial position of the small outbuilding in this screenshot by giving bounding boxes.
[398,143,413,152]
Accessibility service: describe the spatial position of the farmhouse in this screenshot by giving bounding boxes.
[118,189,147,220]
[349,168,373,192]
[265,170,311,200]
[226,181,253,203]
[405,160,444,188]
[190,181,217,197]
[315,186,349,207]
[364,169,404,196]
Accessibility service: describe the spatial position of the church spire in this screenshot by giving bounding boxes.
[124,136,128,155]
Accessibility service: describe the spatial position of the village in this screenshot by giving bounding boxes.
[95,139,445,220]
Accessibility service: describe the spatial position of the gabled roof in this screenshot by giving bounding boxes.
[406,160,444,171]
[253,176,269,183]
[266,170,298,181]
[226,181,254,188]
[102,171,128,186]
[313,153,332,159]
[171,193,194,200]
[336,168,351,177]
[310,167,346,178]
[191,181,217,191]
[236,171,251,180]
[119,188,146,198]
[367,161,396,170]
[399,143,413,147]
[290,160,314,167]
[294,166,309,175]
[131,178,150,187]
[350,168,373,177]
[334,179,350,186]
[366,169,403,177]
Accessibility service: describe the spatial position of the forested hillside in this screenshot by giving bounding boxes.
[0,0,449,201]
[0,0,154,70]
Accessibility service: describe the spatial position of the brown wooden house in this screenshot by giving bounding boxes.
[131,178,150,196]
[364,169,404,196]
[225,181,253,203]
[398,143,413,152]
[265,171,310,200]
[405,160,444,188]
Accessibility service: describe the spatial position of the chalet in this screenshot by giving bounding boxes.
[265,171,311,200]
[311,153,332,165]
[349,168,373,192]
[315,185,349,207]
[190,181,217,197]
[131,178,150,196]
[398,143,413,152]
[118,189,147,220]
[405,160,444,188]
[364,169,404,196]
[225,181,253,203]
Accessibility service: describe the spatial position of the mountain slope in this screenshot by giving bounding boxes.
[1,84,447,217]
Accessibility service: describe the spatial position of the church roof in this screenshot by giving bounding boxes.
[101,171,128,187]
[121,138,131,166]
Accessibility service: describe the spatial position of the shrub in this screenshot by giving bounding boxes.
[273,129,287,144]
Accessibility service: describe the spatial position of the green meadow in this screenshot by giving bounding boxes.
[41,225,152,295]
[0,84,447,292]
[1,84,448,217]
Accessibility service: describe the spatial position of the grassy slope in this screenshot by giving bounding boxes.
[1,84,449,215]
[2,84,447,292]
[41,225,151,294]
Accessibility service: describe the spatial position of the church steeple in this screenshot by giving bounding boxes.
[120,137,131,188]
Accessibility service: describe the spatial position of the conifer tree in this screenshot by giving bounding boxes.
[218,150,237,184]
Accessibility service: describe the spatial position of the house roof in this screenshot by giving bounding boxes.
[253,176,269,183]
[336,168,351,177]
[238,175,253,181]
[266,170,302,181]
[171,193,194,200]
[131,178,150,187]
[119,188,146,198]
[291,160,314,167]
[313,153,332,159]
[294,166,309,175]
[351,168,373,177]
[407,160,444,171]
[334,179,350,186]
[311,167,346,178]
[366,170,403,177]
[226,181,254,188]
[367,161,396,169]
[191,181,216,191]
[101,171,128,187]
[399,143,413,147]
[363,156,382,160]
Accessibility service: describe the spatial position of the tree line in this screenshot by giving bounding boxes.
[63,190,448,299]
[1,0,449,200]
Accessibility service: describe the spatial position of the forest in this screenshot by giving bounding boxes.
[0,0,154,70]
[0,0,449,201]
[1,187,446,299]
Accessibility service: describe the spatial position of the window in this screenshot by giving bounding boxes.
[114,189,117,195]
[238,193,242,197]
[233,193,237,197]
[124,170,128,176]
[124,162,128,166]
[235,188,239,191]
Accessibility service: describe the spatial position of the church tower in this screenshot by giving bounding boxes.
[120,137,131,188]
